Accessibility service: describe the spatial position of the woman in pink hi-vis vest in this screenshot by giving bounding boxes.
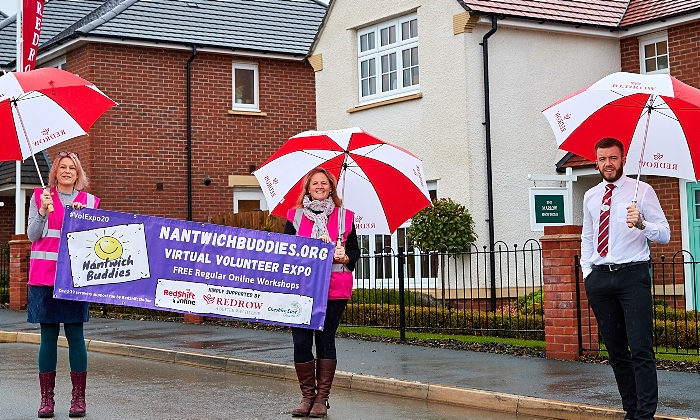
[285,167,359,418]
[27,151,100,418]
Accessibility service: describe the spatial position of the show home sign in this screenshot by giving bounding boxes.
[528,187,570,231]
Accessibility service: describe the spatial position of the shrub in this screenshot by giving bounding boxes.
[653,319,699,350]
[516,289,544,316]
[350,288,443,307]
[342,303,544,341]
[407,198,476,252]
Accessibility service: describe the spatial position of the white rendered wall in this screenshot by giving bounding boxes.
[313,0,620,248]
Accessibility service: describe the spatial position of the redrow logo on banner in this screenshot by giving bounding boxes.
[22,0,46,71]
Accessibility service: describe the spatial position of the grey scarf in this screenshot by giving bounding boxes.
[302,196,335,239]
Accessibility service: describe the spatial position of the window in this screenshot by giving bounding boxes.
[357,13,418,103]
[352,180,439,287]
[232,188,267,213]
[232,62,259,110]
[639,33,669,74]
[39,57,66,70]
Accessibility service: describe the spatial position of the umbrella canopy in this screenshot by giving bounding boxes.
[542,72,700,182]
[253,127,432,235]
[0,68,116,185]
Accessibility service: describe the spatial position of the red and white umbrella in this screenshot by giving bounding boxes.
[253,127,432,235]
[542,72,700,189]
[0,68,116,186]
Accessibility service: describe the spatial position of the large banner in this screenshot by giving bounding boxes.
[54,208,334,330]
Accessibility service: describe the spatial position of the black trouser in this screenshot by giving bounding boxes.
[585,263,657,420]
[291,299,348,363]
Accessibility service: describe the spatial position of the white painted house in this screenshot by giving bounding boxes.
[309,0,619,255]
[309,0,700,304]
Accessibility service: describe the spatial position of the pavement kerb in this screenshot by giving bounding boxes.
[1,330,692,420]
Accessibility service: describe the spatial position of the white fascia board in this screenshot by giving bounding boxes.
[476,12,700,39]
[568,167,599,176]
[476,15,618,38]
[621,11,700,37]
[37,36,306,63]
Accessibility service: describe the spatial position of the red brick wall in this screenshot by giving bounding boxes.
[620,37,639,73]
[9,235,30,310]
[541,225,590,360]
[646,176,682,258]
[668,22,700,88]
[0,198,30,245]
[37,43,316,222]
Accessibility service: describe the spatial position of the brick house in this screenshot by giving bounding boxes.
[0,0,327,244]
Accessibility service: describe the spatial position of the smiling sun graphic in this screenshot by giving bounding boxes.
[94,236,124,260]
[85,229,129,261]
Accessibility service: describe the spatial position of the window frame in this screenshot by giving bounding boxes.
[357,13,419,105]
[232,61,260,111]
[638,32,669,75]
[232,187,267,213]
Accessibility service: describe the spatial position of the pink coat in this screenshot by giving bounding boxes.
[29,188,100,286]
[287,207,354,300]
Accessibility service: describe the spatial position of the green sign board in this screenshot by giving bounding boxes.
[534,194,566,223]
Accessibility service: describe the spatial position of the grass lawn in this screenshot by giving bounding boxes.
[337,325,546,349]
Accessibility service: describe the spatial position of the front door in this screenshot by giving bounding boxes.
[685,181,700,309]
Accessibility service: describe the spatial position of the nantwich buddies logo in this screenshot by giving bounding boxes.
[68,224,150,287]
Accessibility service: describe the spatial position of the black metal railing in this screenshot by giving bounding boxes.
[576,251,700,356]
[342,241,544,341]
[0,243,9,303]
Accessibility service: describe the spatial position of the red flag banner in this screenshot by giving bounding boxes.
[22,0,45,71]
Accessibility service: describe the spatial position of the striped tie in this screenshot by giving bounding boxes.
[597,184,615,257]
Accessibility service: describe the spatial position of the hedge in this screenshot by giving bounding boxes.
[342,303,544,341]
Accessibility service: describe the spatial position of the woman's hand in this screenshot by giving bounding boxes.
[333,242,348,264]
[71,202,86,210]
[319,234,332,243]
[39,190,53,215]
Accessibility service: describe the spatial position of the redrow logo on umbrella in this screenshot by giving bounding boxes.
[33,128,67,147]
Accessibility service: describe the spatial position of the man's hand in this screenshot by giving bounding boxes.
[626,204,644,229]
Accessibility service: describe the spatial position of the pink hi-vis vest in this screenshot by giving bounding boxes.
[29,188,100,286]
[287,207,354,300]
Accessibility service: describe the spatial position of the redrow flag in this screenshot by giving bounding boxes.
[22,0,45,71]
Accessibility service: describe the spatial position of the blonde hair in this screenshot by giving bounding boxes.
[48,152,89,191]
[295,167,342,208]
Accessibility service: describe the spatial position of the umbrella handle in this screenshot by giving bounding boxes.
[627,203,636,229]
[42,188,54,213]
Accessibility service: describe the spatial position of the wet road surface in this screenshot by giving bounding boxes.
[1,343,545,420]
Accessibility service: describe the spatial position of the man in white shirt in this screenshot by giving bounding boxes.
[582,137,670,420]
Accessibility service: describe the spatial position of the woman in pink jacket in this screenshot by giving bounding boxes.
[27,151,100,418]
[285,167,359,418]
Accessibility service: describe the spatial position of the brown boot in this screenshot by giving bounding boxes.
[69,371,87,417]
[38,371,56,418]
[292,360,316,417]
[309,359,336,418]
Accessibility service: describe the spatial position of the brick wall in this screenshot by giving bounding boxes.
[2,42,317,308]
[37,43,316,222]
[541,225,592,360]
[9,234,30,310]
[668,21,700,88]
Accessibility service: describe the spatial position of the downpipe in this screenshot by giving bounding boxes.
[186,45,197,221]
[480,15,498,312]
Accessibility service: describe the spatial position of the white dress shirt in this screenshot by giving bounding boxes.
[581,175,670,278]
